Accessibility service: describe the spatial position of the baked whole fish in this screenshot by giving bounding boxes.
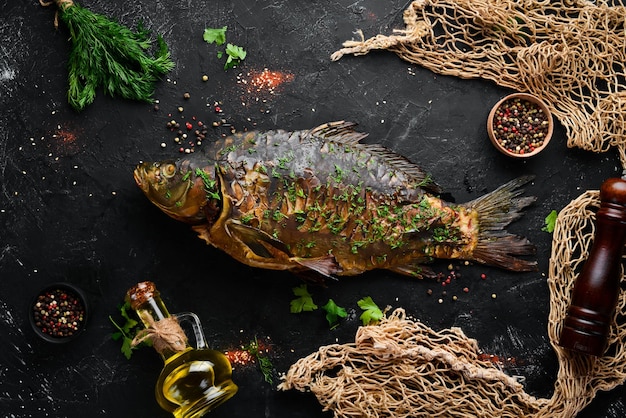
[134,121,537,278]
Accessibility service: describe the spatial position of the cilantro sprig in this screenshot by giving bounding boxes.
[203,26,247,70]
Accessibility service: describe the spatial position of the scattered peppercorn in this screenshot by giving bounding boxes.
[32,286,86,339]
[492,97,549,155]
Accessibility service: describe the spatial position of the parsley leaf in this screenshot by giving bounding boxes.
[224,43,247,70]
[290,284,318,313]
[357,296,383,326]
[203,26,227,46]
[109,301,151,359]
[542,209,558,233]
[203,27,247,70]
[322,299,347,329]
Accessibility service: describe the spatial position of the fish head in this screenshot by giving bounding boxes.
[134,159,221,225]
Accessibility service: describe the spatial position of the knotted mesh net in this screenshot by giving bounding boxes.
[279,3,626,415]
[279,191,626,416]
[331,0,626,169]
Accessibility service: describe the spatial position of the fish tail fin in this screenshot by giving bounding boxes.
[466,175,538,272]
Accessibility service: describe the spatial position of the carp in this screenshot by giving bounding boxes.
[134,121,537,279]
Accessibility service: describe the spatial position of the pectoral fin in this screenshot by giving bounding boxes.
[225,220,341,278]
[292,256,341,279]
[226,220,292,258]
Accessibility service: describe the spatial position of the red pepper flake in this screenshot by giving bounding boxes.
[54,129,77,144]
[225,337,272,369]
[49,124,84,156]
[248,68,294,95]
[225,349,254,366]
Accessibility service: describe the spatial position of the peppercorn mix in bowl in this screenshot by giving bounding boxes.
[29,282,88,343]
[487,93,553,158]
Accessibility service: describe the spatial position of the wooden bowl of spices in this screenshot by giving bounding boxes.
[487,93,553,158]
[29,282,88,343]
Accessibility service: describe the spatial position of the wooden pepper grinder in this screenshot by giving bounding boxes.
[559,177,626,356]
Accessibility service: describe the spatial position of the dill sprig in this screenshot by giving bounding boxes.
[44,0,174,111]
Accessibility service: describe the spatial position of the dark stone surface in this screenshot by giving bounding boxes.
[1,0,624,416]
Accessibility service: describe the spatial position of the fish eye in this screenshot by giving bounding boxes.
[162,164,177,179]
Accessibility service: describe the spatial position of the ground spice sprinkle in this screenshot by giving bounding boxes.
[492,97,549,155]
[32,286,86,339]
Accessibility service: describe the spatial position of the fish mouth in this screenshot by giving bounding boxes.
[133,165,149,193]
[133,162,191,209]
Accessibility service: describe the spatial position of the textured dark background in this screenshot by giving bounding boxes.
[1,0,625,417]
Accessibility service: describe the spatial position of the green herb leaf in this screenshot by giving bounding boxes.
[61,7,174,111]
[121,337,134,360]
[357,296,383,326]
[203,26,227,46]
[290,284,318,313]
[224,43,247,70]
[542,209,558,233]
[244,337,274,384]
[109,301,150,359]
[322,299,347,329]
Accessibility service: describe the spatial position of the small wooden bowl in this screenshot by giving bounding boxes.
[487,93,553,158]
[29,282,89,343]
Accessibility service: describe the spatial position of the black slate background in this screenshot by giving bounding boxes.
[1,0,625,417]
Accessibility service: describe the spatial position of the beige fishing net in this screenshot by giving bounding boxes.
[331,0,626,169]
[278,191,626,417]
[280,2,626,415]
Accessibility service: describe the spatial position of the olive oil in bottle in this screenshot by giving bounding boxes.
[126,282,237,418]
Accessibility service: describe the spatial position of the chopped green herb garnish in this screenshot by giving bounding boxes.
[224,43,247,70]
[244,337,274,384]
[542,209,558,233]
[322,299,347,329]
[290,284,318,313]
[357,296,383,326]
[203,26,227,45]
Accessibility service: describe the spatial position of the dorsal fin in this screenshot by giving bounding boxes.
[308,121,368,145]
[361,144,442,194]
[308,121,442,195]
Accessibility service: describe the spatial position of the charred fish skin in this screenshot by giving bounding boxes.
[134,121,537,278]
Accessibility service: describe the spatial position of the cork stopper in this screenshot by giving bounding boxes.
[126,281,157,310]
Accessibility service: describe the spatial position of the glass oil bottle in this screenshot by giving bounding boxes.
[126,281,237,417]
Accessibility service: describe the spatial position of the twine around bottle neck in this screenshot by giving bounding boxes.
[132,314,189,355]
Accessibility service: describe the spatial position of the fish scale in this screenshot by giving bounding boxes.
[134,121,537,279]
